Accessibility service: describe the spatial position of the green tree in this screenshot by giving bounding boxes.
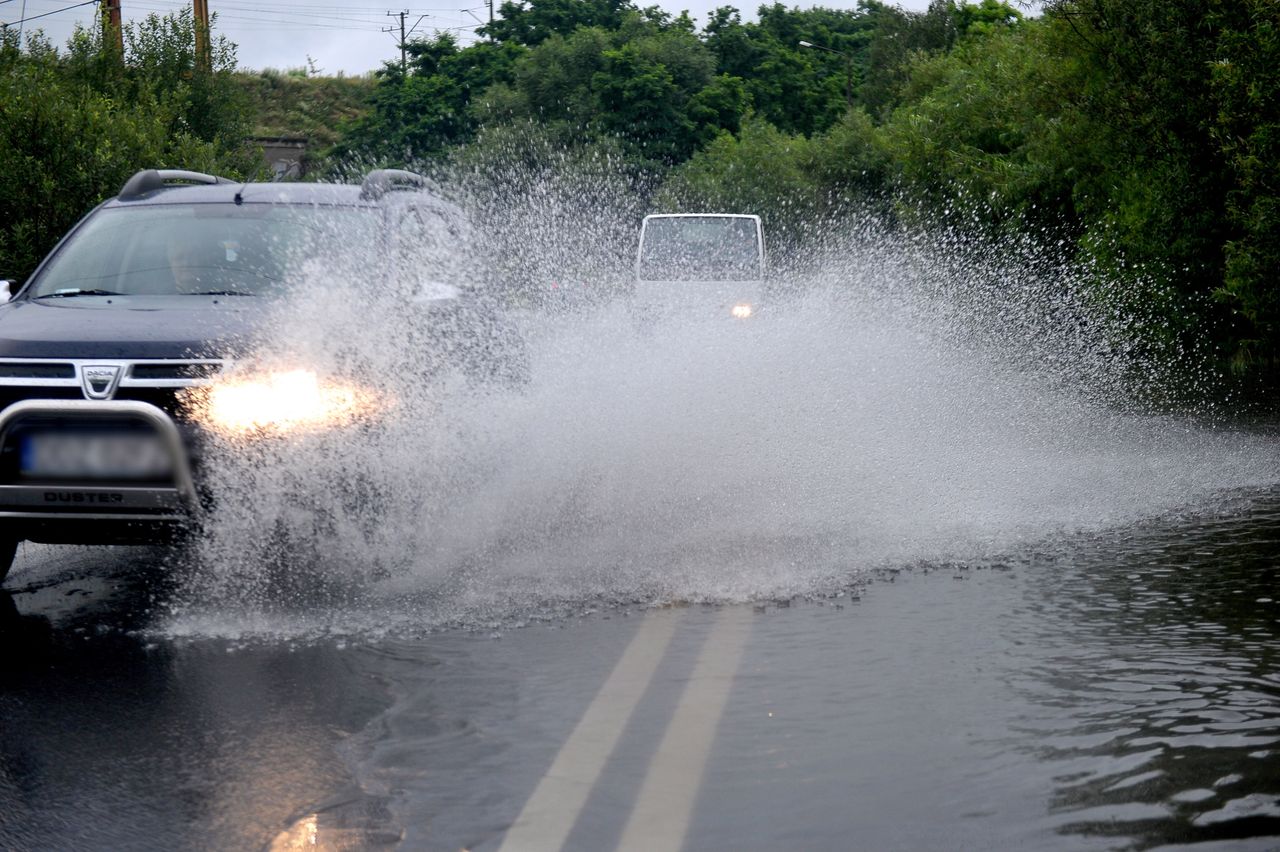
[1208,0,1280,375]
[330,33,525,167]
[594,43,694,161]
[656,117,817,241]
[467,20,742,165]
[1042,0,1276,383]
[804,107,890,205]
[703,3,876,135]
[481,0,636,45]
[877,19,1091,232]
[687,73,751,146]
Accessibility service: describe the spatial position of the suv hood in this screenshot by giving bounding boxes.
[0,297,260,359]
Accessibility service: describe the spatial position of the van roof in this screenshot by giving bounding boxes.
[642,213,761,220]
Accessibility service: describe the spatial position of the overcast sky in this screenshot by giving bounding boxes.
[5,0,935,75]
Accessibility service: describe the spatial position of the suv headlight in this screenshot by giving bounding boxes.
[183,369,385,436]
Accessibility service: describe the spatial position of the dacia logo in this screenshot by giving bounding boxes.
[81,365,122,400]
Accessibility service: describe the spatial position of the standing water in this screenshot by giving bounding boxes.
[168,171,1278,636]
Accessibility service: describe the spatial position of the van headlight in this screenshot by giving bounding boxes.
[183,369,385,436]
[731,303,753,319]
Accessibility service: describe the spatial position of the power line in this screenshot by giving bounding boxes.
[123,1,396,31]
[1,0,96,27]
[1,0,489,50]
[125,0,397,26]
[126,0,486,31]
[8,0,489,33]
[11,0,486,14]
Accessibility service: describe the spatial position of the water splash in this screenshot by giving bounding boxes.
[163,152,1280,640]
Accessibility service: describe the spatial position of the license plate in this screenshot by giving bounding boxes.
[20,432,174,479]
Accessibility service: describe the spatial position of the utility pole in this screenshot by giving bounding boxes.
[101,0,123,54]
[193,0,210,73]
[385,10,407,75]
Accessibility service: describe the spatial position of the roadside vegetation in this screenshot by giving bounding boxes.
[1,1,1276,398]
[238,66,375,148]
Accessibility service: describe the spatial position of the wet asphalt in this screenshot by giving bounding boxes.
[3,493,1280,851]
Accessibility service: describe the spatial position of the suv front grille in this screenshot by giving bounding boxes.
[130,363,223,381]
[0,363,76,379]
[0,359,225,422]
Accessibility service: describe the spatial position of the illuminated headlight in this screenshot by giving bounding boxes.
[183,369,384,436]
[731,303,753,319]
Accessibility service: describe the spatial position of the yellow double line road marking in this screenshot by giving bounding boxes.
[499,606,752,852]
[616,607,751,851]
[498,610,679,852]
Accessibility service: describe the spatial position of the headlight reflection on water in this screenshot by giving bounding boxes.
[183,369,387,437]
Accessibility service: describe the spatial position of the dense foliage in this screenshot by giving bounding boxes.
[0,10,257,284]
[330,0,1276,393]
[331,0,984,166]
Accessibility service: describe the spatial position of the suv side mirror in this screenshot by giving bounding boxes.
[0,281,12,304]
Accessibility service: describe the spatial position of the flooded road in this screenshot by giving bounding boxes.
[4,237,1280,849]
[3,490,1278,851]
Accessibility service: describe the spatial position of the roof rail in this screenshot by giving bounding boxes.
[117,169,232,201]
[360,169,427,201]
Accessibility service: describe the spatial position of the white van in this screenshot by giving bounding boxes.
[634,214,766,319]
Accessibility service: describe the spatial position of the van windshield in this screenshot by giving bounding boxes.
[637,216,762,282]
[28,203,376,298]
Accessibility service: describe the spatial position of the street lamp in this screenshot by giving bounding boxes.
[798,40,853,110]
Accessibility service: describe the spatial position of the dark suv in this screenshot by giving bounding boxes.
[0,168,518,583]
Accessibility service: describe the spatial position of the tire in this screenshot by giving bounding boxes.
[0,538,17,586]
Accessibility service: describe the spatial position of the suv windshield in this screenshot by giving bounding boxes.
[27,203,376,298]
[638,216,762,282]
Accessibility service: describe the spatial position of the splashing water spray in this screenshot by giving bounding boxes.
[163,139,1280,640]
